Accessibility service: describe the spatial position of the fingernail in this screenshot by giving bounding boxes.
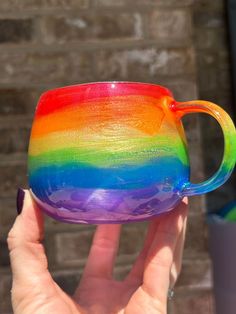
[16,188,25,215]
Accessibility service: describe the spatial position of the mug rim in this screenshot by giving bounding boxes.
[40,81,173,98]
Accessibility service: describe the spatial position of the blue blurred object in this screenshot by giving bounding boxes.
[208,200,236,222]
[218,200,236,221]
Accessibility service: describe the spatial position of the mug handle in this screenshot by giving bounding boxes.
[171,100,236,196]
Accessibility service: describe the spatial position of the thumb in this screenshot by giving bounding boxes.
[8,189,50,289]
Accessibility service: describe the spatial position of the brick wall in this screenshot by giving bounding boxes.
[1,0,234,313]
[194,0,236,212]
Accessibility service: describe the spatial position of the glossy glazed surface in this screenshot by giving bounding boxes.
[28,82,236,224]
[28,82,189,223]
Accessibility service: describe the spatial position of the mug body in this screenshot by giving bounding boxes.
[28,82,189,223]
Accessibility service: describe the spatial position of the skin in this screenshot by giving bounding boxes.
[8,190,188,314]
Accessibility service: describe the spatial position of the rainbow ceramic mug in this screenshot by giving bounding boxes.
[28,82,236,224]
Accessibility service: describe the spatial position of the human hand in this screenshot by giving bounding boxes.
[8,189,188,314]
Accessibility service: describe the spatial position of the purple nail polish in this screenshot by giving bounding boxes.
[16,188,25,215]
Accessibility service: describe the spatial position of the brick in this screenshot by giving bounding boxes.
[188,157,205,187]
[0,165,28,197]
[218,69,232,91]
[176,259,212,288]
[44,214,88,232]
[0,0,89,11]
[196,51,218,71]
[0,274,12,313]
[53,224,147,267]
[217,50,231,73]
[0,153,27,166]
[0,240,10,267]
[118,223,146,256]
[96,0,194,7]
[96,48,195,81]
[41,13,143,44]
[184,214,208,258]
[148,10,192,40]
[193,11,225,28]
[54,229,95,267]
[195,28,228,50]
[0,51,94,85]
[166,79,198,101]
[171,290,214,314]
[0,128,30,154]
[188,195,206,215]
[0,116,32,130]
[198,67,218,92]
[52,270,80,295]
[0,199,17,232]
[199,135,223,176]
[193,0,234,223]
[196,53,231,93]
[113,265,132,280]
[183,115,200,141]
[218,51,231,71]
[95,0,128,6]
[68,51,95,82]
[218,84,234,104]
[194,0,225,11]
[181,115,205,183]
[198,90,232,112]
[0,19,33,44]
[0,89,41,115]
[145,0,194,5]
[0,52,66,85]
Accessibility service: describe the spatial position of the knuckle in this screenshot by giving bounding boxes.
[146,247,173,270]
[7,228,17,251]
